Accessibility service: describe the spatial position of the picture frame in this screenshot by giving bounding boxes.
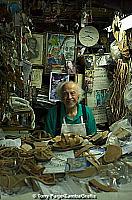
[27,33,44,65]
[49,72,69,102]
[45,33,76,72]
[31,68,43,88]
[84,54,95,70]
[95,89,107,107]
[84,70,94,93]
[95,53,111,67]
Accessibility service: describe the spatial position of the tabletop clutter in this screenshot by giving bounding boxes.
[0,126,132,197]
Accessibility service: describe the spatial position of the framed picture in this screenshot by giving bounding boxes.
[95,53,111,66]
[31,68,43,88]
[65,60,76,74]
[84,70,94,93]
[84,54,95,70]
[27,34,43,65]
[46,33,76,72]
[49,72,69,102]
[95,89,107,107]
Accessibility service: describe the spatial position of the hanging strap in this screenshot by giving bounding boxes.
[56,101,62,135]
[81,103,87,123]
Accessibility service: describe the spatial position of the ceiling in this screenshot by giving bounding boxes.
[22,0,132,33]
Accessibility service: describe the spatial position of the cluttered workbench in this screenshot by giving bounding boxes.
[0,128,132,200]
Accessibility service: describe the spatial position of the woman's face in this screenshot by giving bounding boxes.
[66,61,73,69]
[61,82,79,109]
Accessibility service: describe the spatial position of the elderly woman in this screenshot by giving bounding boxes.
[45,81,96,137]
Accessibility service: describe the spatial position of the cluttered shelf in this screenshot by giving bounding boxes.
[1,126,33,131]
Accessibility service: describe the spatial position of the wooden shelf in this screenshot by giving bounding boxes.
[1,126,33,131]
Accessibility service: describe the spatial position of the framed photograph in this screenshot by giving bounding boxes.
[31,68,43,88]
[84,70,94,93]
[95,89,107,107]
[27,34,43,65]
[84,54,95,70]
[95,53,111,66]
[49,72,69,102]
[46,33,76,72]
[65,60,76,74]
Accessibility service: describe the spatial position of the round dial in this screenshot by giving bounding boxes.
[79,26,99,47]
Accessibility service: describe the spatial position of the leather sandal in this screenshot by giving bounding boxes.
[102,144,122,164]
[31,130,52,141]
[89,178,118,192]
[33,148,53,162]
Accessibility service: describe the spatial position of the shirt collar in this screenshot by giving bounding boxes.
[61,103,83,119]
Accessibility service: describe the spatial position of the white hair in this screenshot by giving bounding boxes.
[56,81,85,102]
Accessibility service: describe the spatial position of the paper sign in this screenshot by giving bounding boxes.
[43,150,74,174]
[0,138,21,148]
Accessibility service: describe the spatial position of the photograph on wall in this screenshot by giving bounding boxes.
[49,72,69,102]
[65,60,76,74]
[86,65,110,124]
[84,54,95,70]
[46,33,76,70]
[31,68,43,88]
[95,89,107,107]
[95,53,111,67]
[84,70,94,93]
[27,34,44,65]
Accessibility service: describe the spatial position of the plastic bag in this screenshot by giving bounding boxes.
[107,118,132,148]
[110,40,121,61]
[124,82,132,112]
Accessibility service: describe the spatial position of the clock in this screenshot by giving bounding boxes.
[79,26,99,47]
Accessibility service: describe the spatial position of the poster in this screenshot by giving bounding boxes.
[93,67,110,90]
[49,72,69,102]
[86,54,111,124]
[27,34,44,65]
[46,33,76,71]
[87,89,109,124]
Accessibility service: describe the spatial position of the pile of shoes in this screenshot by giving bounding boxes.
[0,143,55,193]
[53,133,83,149]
